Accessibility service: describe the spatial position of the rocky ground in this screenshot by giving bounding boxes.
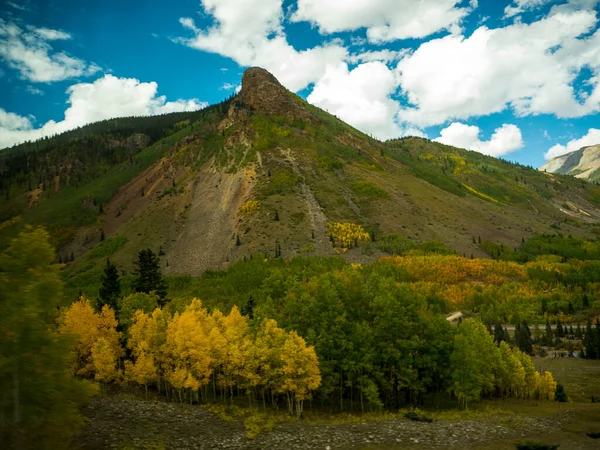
[72,395,600,450]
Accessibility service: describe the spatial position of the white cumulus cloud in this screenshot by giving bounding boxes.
[0,75,207,149]
[307,61,406,139]
[178,0,347,91]
[292,0,474,42]
[434,122,524,157]
[0,20,100,83]
[396,5,600,127]
[544,128,600,160]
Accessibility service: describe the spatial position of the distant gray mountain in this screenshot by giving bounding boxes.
[540,144,600,181]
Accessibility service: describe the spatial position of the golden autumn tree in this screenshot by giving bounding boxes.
[124,352,157,398]
[279,331,321,417]
[92,338,120,388]
[59,297,123,378]
[251,319,287,409]
[164,299,213,403]
[208,306,252,404]
[126,308,170,394]
[327,222,370,249]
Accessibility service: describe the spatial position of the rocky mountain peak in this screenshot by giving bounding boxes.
[237,67,316,122]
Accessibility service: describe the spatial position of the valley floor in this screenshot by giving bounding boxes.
[73,358,600,450]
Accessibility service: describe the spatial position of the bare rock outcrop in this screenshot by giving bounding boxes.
[236,67,317,123]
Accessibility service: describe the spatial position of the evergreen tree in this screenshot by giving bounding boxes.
[554,383,568,402]
[541,298,548,315]
[99,259,121,311]
[241,295,256,319]
[555,319,564,339]
[584,320,596,359]
[568,301,575,314]
[274,210,280,221]
[133,249,168,306]
[583,294,590,308]
[493,322,506,344]
[576,323,582,339]
[517,321,533,355]
[100,229,105,242]
[236,234,241,246]
[545,320,553,347]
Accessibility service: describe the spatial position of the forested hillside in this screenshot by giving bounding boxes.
[2,68,600,276]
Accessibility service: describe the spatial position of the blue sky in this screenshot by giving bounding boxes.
[1,0,599,168]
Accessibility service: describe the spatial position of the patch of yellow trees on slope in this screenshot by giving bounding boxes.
[328,222,370,250]
[59,298,321,418]
[239,200,260,216]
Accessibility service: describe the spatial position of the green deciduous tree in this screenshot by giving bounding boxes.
[0,227,97,448]
[450,319,498,408]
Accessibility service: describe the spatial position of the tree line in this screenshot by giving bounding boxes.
[93,247,559,412]
[59,297,320,418]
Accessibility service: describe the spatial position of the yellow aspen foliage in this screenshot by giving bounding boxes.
[165,299,213,389]
[537,371,557,400]
[167,366,190,396]
[496,341,525,398]
[125,351,158,390]
[59,297,123,378]
[128,308,171,378]
[239,200,260,215]
[122,300,323,409]
[217,306,251,396]
[183,372,201,392]
[279,331,321,417]
[327,222,370,249]
[252,319,287,392]
[514,349,538,398]
[91,338,120,384]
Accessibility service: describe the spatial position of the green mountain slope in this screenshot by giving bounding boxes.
[2,67,600,277]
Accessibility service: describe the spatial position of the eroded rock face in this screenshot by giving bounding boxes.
[237,67,316,123]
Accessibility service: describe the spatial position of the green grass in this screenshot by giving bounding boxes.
[88,236,128,259]
[350,179,387,198]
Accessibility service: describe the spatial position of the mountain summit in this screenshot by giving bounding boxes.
[237,67,316,122]
[540,144,600,181]
[2,67,600,276]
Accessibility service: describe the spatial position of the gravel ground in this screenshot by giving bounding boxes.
[71,395,598,450]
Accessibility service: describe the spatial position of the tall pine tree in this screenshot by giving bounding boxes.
[133,249,168,306]
[98,259,121,311]
[516,320,533,355]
